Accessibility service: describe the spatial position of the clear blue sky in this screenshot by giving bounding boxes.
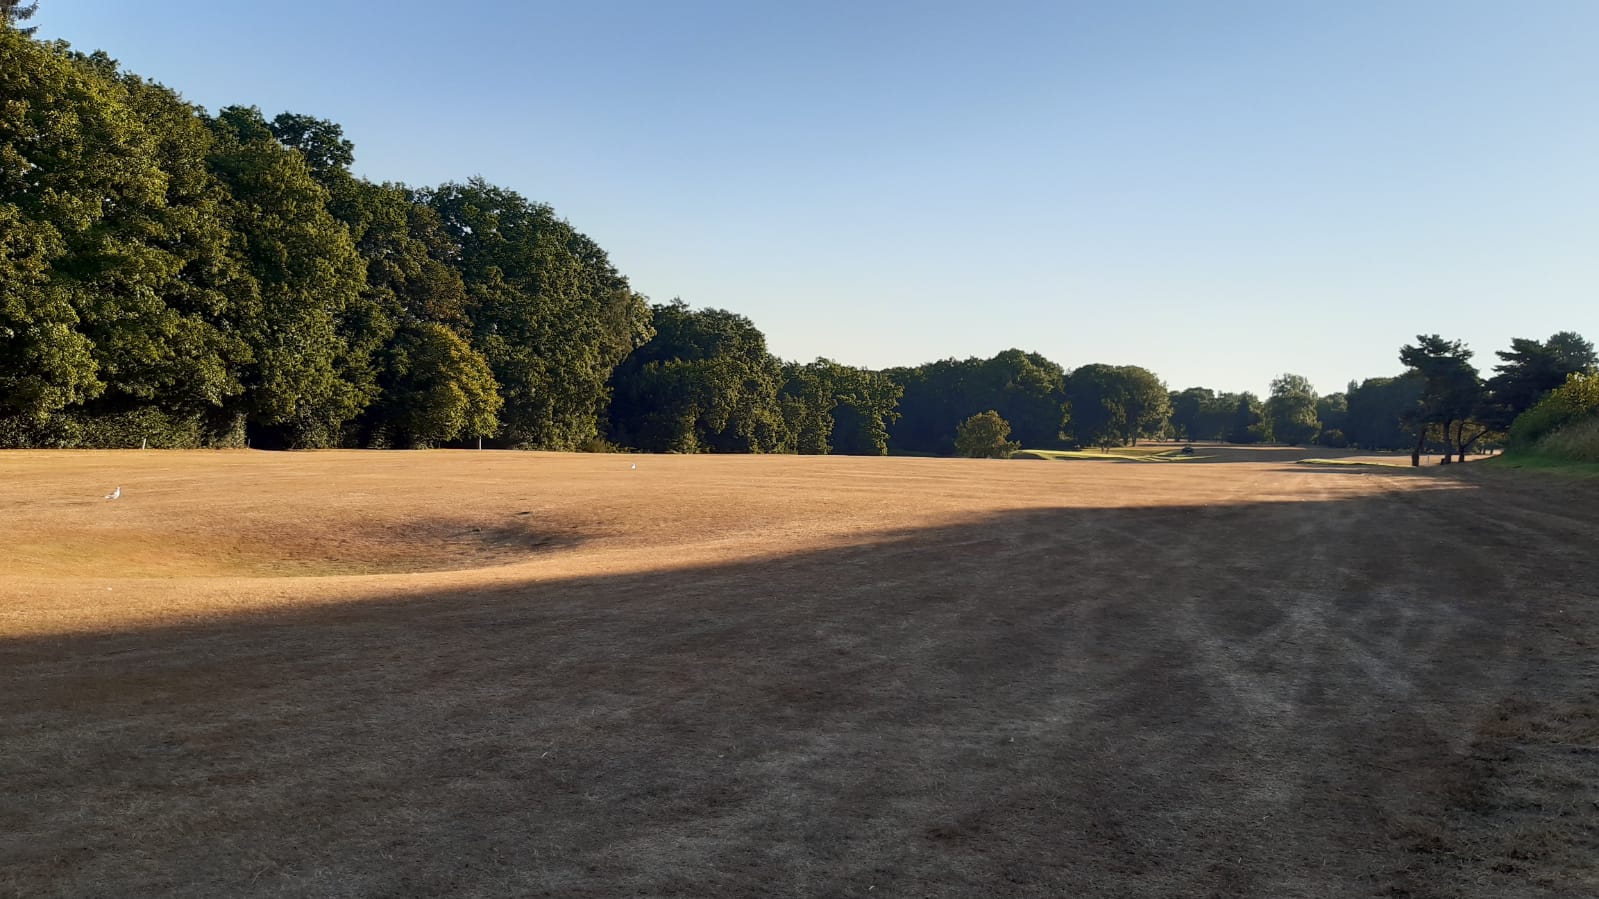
[38,1,1599,396]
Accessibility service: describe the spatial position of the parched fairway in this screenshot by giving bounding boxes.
[3,450,1597,898]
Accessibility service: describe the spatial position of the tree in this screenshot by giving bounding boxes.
[1225,392,1265,444]
[608,301,785,453]
[1507,372,1599,450]
[1482,332,1596,433]
[207,105,370,447]
[0,31,107,422]
[1064,364,1128,450]
[1064,364,1169,449]
[1,0,37,35]
[1117,365,1171,445]
[1170,387,1215,441]
[1264,373,1320,445]
[1546,331,1597,374]
[1344,375,1422,450]
[269,112,355,184]
[425,179,652,449]
[0,34,246,441]
[1399,335,1481,466]
[100,69,251,432]
[884,350,1065,455]
[1314,392,1348,447]
[778,358,901,455]
[955,410,1019,458]
[370,323,500,447]
[1169,388,1236,442]
[983,349,1067,448]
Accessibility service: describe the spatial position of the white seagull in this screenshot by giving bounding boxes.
[104,486,121,500]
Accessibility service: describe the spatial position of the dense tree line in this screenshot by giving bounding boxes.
[1,28,651,449]
[3,22,1594,462]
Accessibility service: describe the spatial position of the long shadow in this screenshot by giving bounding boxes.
[4,480,1596,898]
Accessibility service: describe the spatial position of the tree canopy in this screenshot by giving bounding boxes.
[1,0,37,35]
[955,411,1020,459]
[0,25,1591,462]
[1264,374,1319,446]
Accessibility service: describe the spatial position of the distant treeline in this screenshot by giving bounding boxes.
[2,24,1595,463]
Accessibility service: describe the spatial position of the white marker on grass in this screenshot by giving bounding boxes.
[104,486,121,500]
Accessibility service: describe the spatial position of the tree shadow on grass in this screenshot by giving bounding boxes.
[3,478,1596,899]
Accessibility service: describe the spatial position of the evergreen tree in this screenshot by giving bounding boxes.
[1,0,37,36]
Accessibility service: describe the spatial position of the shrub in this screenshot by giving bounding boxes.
[1532,413,1599,463]
[1508,373,1599,448]
[0,409,245,449]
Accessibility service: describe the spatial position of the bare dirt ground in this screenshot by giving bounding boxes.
[2,449,1595,897]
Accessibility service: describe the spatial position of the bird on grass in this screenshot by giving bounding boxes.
[104,486,121,500]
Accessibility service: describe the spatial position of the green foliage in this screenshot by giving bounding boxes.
[1,0,37,35]
[34,20,1582,466]
[1483,332,1596,430]
[1118,366,1171,445]
[207,105,371,447]
[779,358,902,455]
[427,179,652,449]
[269,112,355,183]
[1508,372,1599,449]
[608,301,785,453]
[1344,375,1422,450]
[0,34,248,428]
[1064,364,1127,448]
[1532,413,1599,463]
[1264,373,1319,445]
[1170,387,1219,441]
[1399,335,1482,463]
[369,323,501,448]
[1063,364,1168,448]
[886,350,1065,455]
[1314,393,1348,446]
[1225,392,1265,443]
[955,410,1020,458]
[0,407,243,449]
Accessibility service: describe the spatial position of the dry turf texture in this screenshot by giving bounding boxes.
[3,450,1596,898]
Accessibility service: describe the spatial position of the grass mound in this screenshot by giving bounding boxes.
[1487,452,1599,479]
[1494,411,1599,477]
[1532,412,1599,463]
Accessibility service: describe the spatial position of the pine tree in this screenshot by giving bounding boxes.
[1,1,38,36]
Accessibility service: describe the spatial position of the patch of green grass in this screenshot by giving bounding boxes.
[1014,448,1208,463]
[1485,452,1599,478]
[1296,458,1412,469]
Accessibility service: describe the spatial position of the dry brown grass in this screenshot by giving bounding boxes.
[2,449,1595,897]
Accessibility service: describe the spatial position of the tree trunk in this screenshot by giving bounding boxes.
[1411,428,1425,467]
[1438,417,1455,464]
